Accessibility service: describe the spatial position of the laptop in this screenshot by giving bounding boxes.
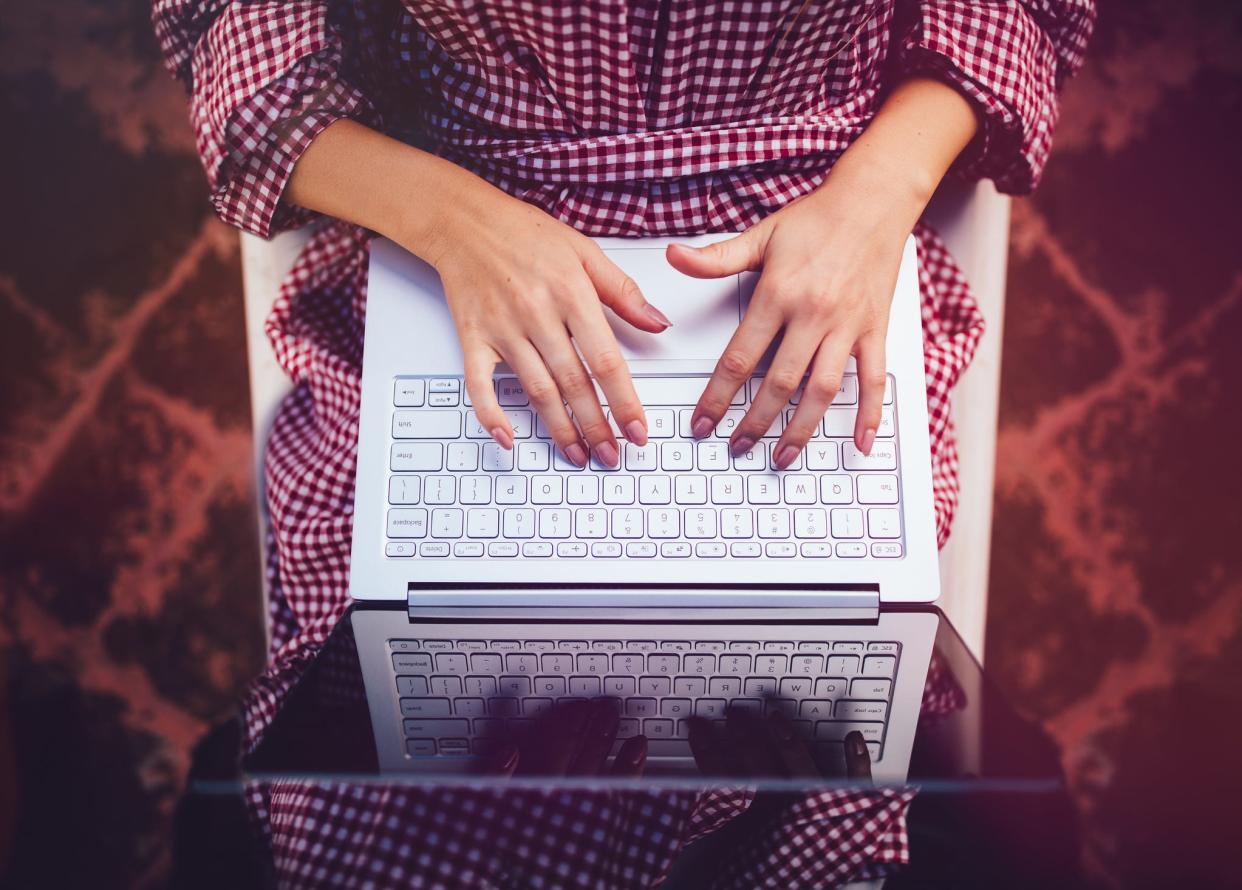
[348,233,942,783]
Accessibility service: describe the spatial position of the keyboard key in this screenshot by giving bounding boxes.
[816,721,883,742]
[638,476,671,505]
[710,474,744,504]
[639,676,671,695]
[857,474,899,504]
[661,542,691,557]
[820,475,853,504]
[405,739,435,756]
[661,442,693,470]
[517,441,550,471]
[872,542,903,558]
[396,676,430,696]
[730,541,761,557]
[604,676,636,696]
[695,542,726,557]
[459,476,492,505]
[522,542,553,557]
[814,677,848,697]
[661,699,693,719]
[591,542,622,557]
[392,410,461,439]
[747,475,780,504]
[765,542,796,557]
[868,508,901,539]
[758,509,790,538]
[403,718,469,737]
[648,654,679,675]
[744,677,776,696]
[497,378,528,405]
[790,654,823,674]
[648,509,679,538]
[465,508,499,538]
[627,698,658,718]
[843,441,897,470]
[531,475,564,504]
[644,719,675,739]
[390,442,442,472]
[836,542,866,557]
[674,475,708,505]
[385,541,416,557]
[388,476,421,505]
[569,676,601,696]
[625,443,658,471]
[805,441,839,470]
[394,379,426,407]
[868,642,900,654]
[835,700,888,721]
[733,443,766,470]
[778,677,813,697]
[799,700,834,720]
[626,542,657,557]
[577,654,609,674]
[387,508,428,539]
[852,678,892,698]
[504,410,533,439]
[453,542,483,557]
[419,542,450,557]
[557,542,588,557]
[423,476,456,505]
[447,442,479,470]
[830,508,864,539]
[863,656,897,677]
[481,443,513,471]
[783,475,817,504]
[431,508,464,538]
[400,696,450,717]
[647,409,676,438]
[602,476,636,504]
[697,442,729,470]
[567,475,599,505]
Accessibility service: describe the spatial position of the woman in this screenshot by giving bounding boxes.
[156,1,1093,885]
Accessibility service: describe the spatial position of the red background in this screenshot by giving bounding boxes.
[1,1,1239,886]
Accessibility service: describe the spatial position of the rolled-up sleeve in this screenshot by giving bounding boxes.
[893,0,1096,194]
[153,0,380,237]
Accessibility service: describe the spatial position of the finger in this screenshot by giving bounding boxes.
[725,710,782,779]
[665,227,767,280]
[531,326,620,468]
[773,333,852,468]
[568,699,620,775]
[687,716,743,778]
[734,325,822,461]
[690,299,782,440]
[464,343,512,449]
[519,701,592,776]
[843,731,873,784]
[504,340,589,467]
[580,246,672,333]
[765,712,819,778]
[853,332,887,455]
[566,305,648,447]
[610,736,648,778]
[480,742,520,778]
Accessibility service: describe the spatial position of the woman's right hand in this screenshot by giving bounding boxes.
[421,190,672,467]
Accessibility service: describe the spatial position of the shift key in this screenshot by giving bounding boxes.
[403,718,469,737]
[392,410,462,439]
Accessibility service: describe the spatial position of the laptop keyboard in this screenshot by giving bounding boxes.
[385,374,904,560]
[391,637,899,763]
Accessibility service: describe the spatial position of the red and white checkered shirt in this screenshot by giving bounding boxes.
[155,1,1093,886]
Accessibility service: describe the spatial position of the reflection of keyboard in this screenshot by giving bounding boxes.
[384,374,905,560]
[391,636,900,763]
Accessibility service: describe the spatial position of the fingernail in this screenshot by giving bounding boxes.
[500,744,520,771]
[565,442,588,467]
[730,435,756,457]
[860,428,876,456]
[643,303,672,328]
[624,420,647,446]
[626,738,648,767]
[774,444,798,469]
[594,441,619,468]
[849,732,868,759]
[691,416,714,439]
[490,426,513,450]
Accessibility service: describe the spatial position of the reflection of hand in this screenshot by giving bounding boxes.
[688,711,872,782]
[484,700,648,777]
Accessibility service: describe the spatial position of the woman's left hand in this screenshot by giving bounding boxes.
[667,177,912,469]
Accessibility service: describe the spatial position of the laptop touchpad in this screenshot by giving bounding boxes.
[601,248,742,365]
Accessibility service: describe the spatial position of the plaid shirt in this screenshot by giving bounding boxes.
[154,1,1093,886]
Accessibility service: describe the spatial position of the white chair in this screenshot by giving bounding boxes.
[240,180,1008,659]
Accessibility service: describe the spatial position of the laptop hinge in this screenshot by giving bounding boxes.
[406,587,880,622]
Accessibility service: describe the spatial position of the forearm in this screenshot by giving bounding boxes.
[285,118,509,266]
[814,76,979,228]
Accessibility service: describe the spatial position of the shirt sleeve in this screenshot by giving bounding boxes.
[892,0,1096,194]
[152,0,381,237]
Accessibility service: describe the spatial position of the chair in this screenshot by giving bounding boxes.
[240,180,1008,659]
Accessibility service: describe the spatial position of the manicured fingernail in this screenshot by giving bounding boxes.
[643,303,672,328]
[774,444,798,469]
[594,441,619,468]
[860,428,876,455]
[565,442,588,467]
[500,744,519,771]
[490,426,513,450]
[626,738,648,767]
[624,420,647,446]
[849,732,868,759]
[730,435,756,457]
[691,416,714,439]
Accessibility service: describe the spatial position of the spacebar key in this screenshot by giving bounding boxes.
[612,739,694,758]
[392,410,462,439]
[626,378,744,407]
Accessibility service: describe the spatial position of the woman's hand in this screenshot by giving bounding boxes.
[425,192,672,467]
[286,120,673,467]
[668,179,907,468]
[668,77,979,468]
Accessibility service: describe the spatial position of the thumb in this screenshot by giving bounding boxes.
[666,227,766,279]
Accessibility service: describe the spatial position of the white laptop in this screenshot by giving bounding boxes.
[348,233,942,783]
